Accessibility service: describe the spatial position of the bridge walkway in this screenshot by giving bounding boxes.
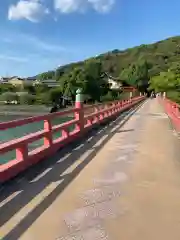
[1,99,180,240]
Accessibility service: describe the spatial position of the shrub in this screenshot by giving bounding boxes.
[0,92,18,104]
[18,93,35,105]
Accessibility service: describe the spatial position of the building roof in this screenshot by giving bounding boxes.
[102,72,121,81]
[27,77,36,81]
[9,76,24,81]
[42,79,57,83]
[0,77,9,82]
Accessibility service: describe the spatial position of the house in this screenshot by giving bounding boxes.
[102,72,123,90]
[8,77,25,86]
[43,79,60,88]
[102,72,137,93]
[27,77,37,81]
[0,77,9,84]
[108,78,123,90]
[8,76,36,87]
[35,79,60,88]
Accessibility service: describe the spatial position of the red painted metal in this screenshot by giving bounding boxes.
[122,87,136,92]
[0,96,145,183]
[162,98,180,132]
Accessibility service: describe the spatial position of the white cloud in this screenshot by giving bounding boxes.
[88,0,115,13]
[0,54,28,63]
[54,0,115,13]
[54,0,83,13]
[34,38,66,52]
[22,34,67,52]
[0,31,69,54]
[8,0,49,22]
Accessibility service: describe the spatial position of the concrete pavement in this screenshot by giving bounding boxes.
[1,99,180,240]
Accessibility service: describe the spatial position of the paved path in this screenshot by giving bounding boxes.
[1,99,180,240]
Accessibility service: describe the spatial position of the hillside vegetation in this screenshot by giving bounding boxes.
[1,36,179,107]
[36,36,180,103]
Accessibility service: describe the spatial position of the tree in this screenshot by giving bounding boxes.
[36,36,180,94]
[58,68,79,100]
[149,64,180,103]
[120,60,150,91]
[34,83,49,94]
[82,59,109,101]
[48,88,62,103]
[0,92,18,104]
[18,93,35,105]
[56,58,110,103]
[149,69,179,93]
[37,71,54,81]
[0,84,15,94]
[24,84,36,94]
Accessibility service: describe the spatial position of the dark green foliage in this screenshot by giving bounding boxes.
[2,35,180,105]
[37,36,180,95]
[0,92,18,103]
[149,60,180,103]
[18,93,35,105]
[0,84,15,94]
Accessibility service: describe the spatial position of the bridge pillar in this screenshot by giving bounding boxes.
[75,89,84,133]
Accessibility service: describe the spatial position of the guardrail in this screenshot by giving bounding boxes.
[0,92,145,183]
[162,98,180,132]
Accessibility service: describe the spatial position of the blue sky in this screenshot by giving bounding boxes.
[0,0,180,77]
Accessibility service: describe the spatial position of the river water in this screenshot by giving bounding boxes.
[0,114,73,165]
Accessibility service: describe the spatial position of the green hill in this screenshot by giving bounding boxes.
[39,36,180,79]
[37,36,180,102]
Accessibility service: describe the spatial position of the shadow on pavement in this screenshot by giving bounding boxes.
[0,102,144,240]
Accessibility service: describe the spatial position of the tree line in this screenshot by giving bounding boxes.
[0,59,126,106]
[2,35,180,105]
[149,62,180,103]
[37,36,180,103]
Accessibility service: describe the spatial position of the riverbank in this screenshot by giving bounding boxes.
[0,104,51,113]
[0,103,97,121]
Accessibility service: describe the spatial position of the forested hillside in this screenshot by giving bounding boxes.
[37,36,180,103]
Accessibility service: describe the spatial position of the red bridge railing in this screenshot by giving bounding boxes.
[0,93,145,183]
[162,98,180,132]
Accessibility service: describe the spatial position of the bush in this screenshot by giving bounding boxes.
[100,92,115,102]
[49,88,62,102]
[167,91,180,104]
[18,93,35,105]
[35,93,51,105]
[100,90,121,102]
[0,92,18,104]
[0,84,15,94]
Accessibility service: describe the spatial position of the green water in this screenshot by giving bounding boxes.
[0,114,74,165]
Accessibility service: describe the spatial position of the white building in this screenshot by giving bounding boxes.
[102,72,123,90]
[108,78,123,90]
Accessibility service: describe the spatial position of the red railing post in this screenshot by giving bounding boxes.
[94,106,99,123]
[0,96,147,183]
[112,102,116,114]
[75,89,84,133]
[175,104,179,116]
[44,119,53,147]
[129,91,133,100]
[177,106,180,117]
[16,144,28,161]
[163,97,180,132]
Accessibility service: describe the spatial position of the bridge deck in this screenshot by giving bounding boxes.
[1,99,180,240]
